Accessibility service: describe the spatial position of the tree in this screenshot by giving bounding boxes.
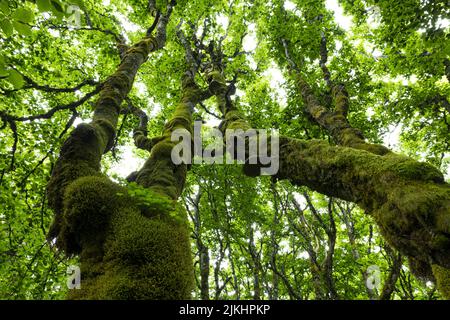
[0,0,448,299]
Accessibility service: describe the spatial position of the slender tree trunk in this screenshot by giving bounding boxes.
[269,190,280,300]
[248,228,262,300]
[198,242,211,300]
[187,190,210,300]
[335,202,376,299]
[322,199,338,299]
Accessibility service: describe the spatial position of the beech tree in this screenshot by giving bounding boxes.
[0,0,449,299]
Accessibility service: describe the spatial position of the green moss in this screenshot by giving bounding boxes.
[408,257,434,280]
[136,156,185,200]
[47,161,100,210]
[432,265,450,300]
[133,77,196,200]
[274,136,450,282]
[164,113,192,133]
[388,157,444,183]
[354,142,390,155]
[96,89,123,118]
[133,133,166,152]
[125,181,176,217]
[134,102,191,199]
[124,37,158,58]
[69,200,193,300]
[333,88,349,115]
[104,209,192,299]
[57,176,126,254]
[107,207,189,262]
[221,109,252,132]
[150,140,176,160]
[206,69,227,95]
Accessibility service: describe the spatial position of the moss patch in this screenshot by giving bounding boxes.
[273,136,450,283]
[69,197,193,300]
[58,176,125,254]
[432,265,450,300]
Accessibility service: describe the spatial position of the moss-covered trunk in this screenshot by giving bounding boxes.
[208,66,450,299]
[64,72,200,299]
[45,5,198,299]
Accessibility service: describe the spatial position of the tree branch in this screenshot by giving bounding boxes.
[153,0,176,50]
[0,71,99,95]
[0,85,102,122]
[281,36,389,155]
[319,31,332,89]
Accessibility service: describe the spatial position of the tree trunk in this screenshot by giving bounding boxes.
[45,5,202,298]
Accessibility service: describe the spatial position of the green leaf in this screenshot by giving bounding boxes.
[50,0,66,13]
[7,70,25,89]
[12,8,35,24]
[0,69,8,79]
[12,21,33,36]
[68,0,84,7]
[0,18,13,37]
[0,1,10,15]
[49,0,65,20]
[37,0,53,12]
[0,56,6,76]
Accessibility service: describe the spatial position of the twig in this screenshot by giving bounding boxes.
[281,38,300,72]
[176,20,200,77]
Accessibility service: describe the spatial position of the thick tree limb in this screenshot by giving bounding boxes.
[319,32,332,89]
[134,65,204,199]
[282,38,390,156]
[206,54,450,298]
[153,0,177,50]
[176,20,201,77]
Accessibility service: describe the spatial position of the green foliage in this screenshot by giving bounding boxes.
[0,0,448,300]
[123,181,180,218]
